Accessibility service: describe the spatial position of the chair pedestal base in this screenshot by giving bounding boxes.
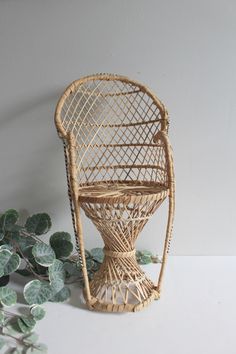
[80,195,167,313]
[83,250,160,313]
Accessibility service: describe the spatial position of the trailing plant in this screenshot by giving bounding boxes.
[0,209,160,353]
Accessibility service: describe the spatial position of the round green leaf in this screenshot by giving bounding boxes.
[25,213,51,235]
[50,232,71,243]
[48,259,65,283]
[24,280,52,305]
[0,244,14,251]
[86,258,94,271]
[0,249,21,276]
[136,250,153,264]
[32,243,55,267]
[30,305,46,321]
[17,316,36,333]
[85,249,91,258]
[63,261,81,277]
[50,281,71,303]
[0,209,19,231]
[12,232,36,254]
[0,286,17,306]
[139,255,152,264]
[50,232,73,258]
[90,248,104,263]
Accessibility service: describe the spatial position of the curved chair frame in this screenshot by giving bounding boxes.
[55,74,175,312]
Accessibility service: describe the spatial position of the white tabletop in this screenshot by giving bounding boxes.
[9,256,236,354]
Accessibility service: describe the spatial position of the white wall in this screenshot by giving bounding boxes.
[0,0,235,255]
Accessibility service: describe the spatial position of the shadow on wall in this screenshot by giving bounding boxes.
[0,88,70,217]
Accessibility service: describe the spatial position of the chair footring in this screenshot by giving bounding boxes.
[84,289,160,313]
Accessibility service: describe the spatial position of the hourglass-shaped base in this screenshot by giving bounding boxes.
[79,180,168,312]
[88,248,159,312]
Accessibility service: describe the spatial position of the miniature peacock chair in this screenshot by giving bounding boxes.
[54,74,175,312]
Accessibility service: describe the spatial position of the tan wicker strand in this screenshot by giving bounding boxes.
[67,132,92,306]
[54,74,175,312]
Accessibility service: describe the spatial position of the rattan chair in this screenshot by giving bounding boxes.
[54,74,175,312]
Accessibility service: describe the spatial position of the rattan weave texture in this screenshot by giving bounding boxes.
[55,74,175,312]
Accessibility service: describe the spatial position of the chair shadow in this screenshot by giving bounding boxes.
[67,283,89,311]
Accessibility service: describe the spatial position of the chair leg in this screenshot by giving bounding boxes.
[156,193,175,295]
[74,202,94,309]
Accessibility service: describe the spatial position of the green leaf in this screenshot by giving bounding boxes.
[92,261,100,272]
[49,232,73,258]
[48,259,65,283]
[23,332,39,345]
[136,250,153,265]
[63,261,81,277]
[86,258,94,271]
[25,213,51,235]
[135,250,142,260]
[24,280,52,305]
[50,232,71,242]
[0,244,14,251]
[0,249,21,276]
[30,305,46,321]
[12,233,36,254]
[32,243,55,267]
[0,209,19,231]
[0,286,17,306]
[49,278,70,302]
[0,232,4,241]
[24,247,47,275]
[139,255,152,264]
[17,316,36,333]
[50,282,71,303]
[90,248,104,263]
[85,249,91,258]
[0,275,10,287]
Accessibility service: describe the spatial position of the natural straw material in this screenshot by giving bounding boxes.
[55,74,175,312]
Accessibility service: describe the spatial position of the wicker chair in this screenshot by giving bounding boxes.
[54,74,175,312]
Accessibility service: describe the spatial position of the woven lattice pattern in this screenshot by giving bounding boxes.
[55,74,175,312]
[58,75,168,185]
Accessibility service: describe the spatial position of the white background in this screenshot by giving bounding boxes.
[0,0,235,255]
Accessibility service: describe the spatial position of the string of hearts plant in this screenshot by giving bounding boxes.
[0,209,160,353]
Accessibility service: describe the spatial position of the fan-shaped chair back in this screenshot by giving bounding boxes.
[55,74,169,187]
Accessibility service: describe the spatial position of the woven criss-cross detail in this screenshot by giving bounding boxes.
[78,180,168,204]
[55,74,175,312]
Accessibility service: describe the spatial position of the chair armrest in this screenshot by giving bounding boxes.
[153,131,175,189]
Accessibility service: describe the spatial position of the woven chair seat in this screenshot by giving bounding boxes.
[78,180,168,204]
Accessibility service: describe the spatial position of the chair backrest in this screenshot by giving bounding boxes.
[55,74,169,186]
